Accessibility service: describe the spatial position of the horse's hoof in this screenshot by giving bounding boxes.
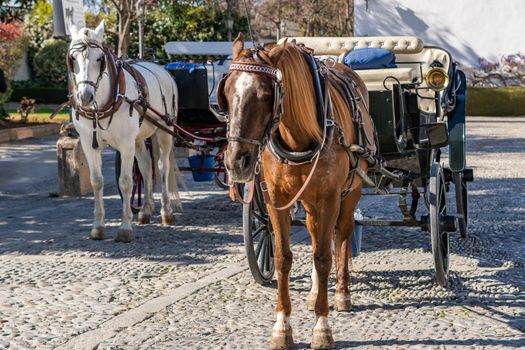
[269,327,294,350]
[311,327,334,349]
[115,229,134,243]
[334,293,352,312]
[136,213,151,225]
[307,294,317,311]
[90,227,105,240]
[162,213,175,226]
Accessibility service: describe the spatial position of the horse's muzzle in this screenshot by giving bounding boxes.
[77,89,95,108]
[225,148,257,183]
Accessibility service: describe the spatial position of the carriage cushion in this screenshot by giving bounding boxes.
[354,67,417,91]
[343,48,396,70]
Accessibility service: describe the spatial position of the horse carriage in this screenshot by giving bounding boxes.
[235,36,473,288]
[65,23,473,348]
[111,35,472,288]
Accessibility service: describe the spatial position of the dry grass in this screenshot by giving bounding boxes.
[6,109,70,124]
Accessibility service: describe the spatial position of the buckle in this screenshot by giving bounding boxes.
[326,119,336,127]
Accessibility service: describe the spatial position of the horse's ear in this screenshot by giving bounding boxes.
[94,20,105,42]
[270,38,287,65]
[232,32,244,60]
[69,21,78,39]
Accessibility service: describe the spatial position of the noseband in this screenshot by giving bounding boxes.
[218,56,285,149]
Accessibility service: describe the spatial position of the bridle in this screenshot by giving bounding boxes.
[68,39,107,90]
[66,38,126,148]
[217,57,285,150]
[66,39,126,122]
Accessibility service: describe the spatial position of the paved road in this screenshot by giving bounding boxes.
[0,117,523,349]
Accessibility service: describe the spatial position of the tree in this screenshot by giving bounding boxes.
[250,0,354,39]
[0,20,26,118]
[108,0,144,56]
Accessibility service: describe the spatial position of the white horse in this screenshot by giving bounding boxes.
[68,21,180,242]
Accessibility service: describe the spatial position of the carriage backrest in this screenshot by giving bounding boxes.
[279,36,424,58]
[280,36,452,113]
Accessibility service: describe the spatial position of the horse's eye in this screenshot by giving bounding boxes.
[262,95,272,102]
[71,56,76,61]
[96,57,103,62]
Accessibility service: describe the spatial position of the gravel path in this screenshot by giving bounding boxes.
[0,116,523,349]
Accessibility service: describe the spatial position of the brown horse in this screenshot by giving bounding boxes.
[220,34,376,349]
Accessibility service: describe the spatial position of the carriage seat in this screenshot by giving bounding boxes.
[279,36,424,90]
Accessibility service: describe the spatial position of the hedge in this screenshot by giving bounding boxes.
[10,87,68,104]
[467,86,525,116]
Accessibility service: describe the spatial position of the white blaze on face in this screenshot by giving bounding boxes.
[229,72,255,136]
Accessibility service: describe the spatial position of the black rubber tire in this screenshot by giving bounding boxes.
[429,162,450,287]
[243,180,275,285]
[454,171,469,239]
[115,151,143,215]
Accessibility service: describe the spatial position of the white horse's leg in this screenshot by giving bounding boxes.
[156,132,174,225]
[135,139,154,224]
[82,145,105,240]
[115,144,135,242]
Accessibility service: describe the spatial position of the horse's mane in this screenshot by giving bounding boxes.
[268,43,355,145]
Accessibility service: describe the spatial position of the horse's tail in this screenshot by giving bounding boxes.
[168,148,184,212]
[151,133,185,212]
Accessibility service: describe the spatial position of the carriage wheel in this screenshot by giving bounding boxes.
[115,151,144,214]
[454,171,469,239]
[243,179,275,285]
[429,162,450,287]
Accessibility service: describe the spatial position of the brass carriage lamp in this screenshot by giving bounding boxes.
[425,67,449,91]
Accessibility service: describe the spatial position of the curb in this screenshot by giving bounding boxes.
[0,123,62,143]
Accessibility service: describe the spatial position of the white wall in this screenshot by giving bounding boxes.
[355,0,525,67]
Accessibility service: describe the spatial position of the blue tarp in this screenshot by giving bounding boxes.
[343,48,397,70]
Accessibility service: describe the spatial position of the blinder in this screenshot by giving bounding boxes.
[217,74,228,111]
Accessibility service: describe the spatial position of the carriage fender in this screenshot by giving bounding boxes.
[448,69,467,172]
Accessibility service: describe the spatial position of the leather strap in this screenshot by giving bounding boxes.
[228,180,255,205]
[264,152,321,211]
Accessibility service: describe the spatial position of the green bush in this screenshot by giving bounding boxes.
[33,38,68,86]
[467,86,525,116]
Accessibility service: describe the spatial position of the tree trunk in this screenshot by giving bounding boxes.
[118,11,133,57]
[344,0,354,36]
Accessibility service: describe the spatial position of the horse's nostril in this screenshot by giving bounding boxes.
[238,153,252,170]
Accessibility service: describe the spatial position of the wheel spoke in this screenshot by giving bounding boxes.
[253,211,268,223]
[255,235,264,259]
[252,225,266,240]
[264,235,271,273]
[259,235,268,272]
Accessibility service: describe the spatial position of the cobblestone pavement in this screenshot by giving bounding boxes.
[0,117,524,349]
